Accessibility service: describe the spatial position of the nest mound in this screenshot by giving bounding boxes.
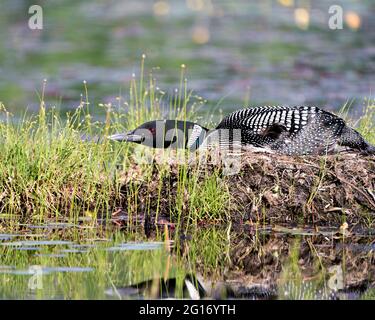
[118,151,375,228]
[228,152,375,227]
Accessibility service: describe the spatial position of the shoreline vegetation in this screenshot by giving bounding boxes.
[0,60,374,298]
[0,60,373,226]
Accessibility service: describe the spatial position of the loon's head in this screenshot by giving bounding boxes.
[109,120,208,150]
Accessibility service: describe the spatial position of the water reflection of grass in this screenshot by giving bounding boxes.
[0,235,184,299]
[0,224,374,299]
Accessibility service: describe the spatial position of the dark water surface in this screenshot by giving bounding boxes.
[0,221,374,300]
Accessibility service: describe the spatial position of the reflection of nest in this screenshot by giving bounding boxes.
[227,227,375,295]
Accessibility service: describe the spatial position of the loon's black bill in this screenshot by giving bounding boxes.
[108,132,144,143]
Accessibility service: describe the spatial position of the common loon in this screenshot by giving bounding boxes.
[109,106,375,155]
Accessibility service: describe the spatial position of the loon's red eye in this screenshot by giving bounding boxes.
[149,127,156,135]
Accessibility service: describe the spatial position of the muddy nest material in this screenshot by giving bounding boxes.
[227,152,375,226]
[118,151,374,228]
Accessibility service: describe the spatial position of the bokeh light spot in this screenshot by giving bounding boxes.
[153,1,170,16]
[192,26,210,44]
[294,8,309,30]
[277,0,294,7]
[186,0,204,11]
[345,11,361,30]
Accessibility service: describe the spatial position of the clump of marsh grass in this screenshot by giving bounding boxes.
[0,56,230,232]
[356,98,375,144]
[339,97,375,144]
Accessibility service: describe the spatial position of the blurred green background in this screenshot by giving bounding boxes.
[0,0,374,120]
